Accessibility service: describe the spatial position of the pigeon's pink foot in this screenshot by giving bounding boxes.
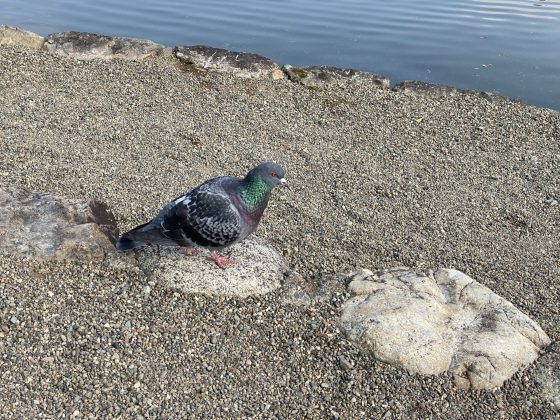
[179,246,199,256]
[209,252,236,268]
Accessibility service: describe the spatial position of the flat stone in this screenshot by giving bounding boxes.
[44,32,169,60]
[0,186,119,261]
[393,81,518,104]
[0,25,45,49]
[280,271,345,306]
[137,235,286,297]
[340,267,551,389]
[283,64,389,89]
[280,271,313,306]
[173,45,284,79]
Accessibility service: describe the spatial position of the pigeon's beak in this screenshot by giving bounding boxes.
[280,178,290,190]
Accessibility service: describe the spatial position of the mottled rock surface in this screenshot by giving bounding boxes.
[0,25,44,49]
[283,64,389,89]
[0,186,119,261]
[340,267,551,389]
[174,45,284,79]
[137,235,286,297]
[44,32,168,60]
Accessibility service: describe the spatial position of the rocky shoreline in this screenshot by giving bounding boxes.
[1,24,533,103]
[1,25,559,418]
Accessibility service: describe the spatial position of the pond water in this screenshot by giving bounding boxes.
[1,0,559,110]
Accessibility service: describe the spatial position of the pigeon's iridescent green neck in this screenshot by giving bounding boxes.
[240,174,271,211]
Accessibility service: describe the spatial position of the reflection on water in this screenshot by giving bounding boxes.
[1,0,559,109]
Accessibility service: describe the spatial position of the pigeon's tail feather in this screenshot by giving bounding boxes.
[116,222,152,251]
[116,236,143,251]
[116,223,180,251]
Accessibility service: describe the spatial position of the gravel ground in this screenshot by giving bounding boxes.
[1,44,559,418]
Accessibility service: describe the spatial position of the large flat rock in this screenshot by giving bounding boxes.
[44,32,169,60]
[340,267,551,389]
[0,25,44,49]
[0,186,119,261]
[393,80,518,104]
[283,64,389,89]
[174,45,284,79]
[137,235,287,297]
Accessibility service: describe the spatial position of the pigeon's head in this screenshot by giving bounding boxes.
[249,161,286,188]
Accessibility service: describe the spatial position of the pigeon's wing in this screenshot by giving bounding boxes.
[159,187,242,248]
[147,193,191,230]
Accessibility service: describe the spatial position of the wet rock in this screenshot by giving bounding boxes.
[44,32,169,60]
[340,267,551,389]
[137,235,286,297]
[0,25,45,49]
[0,186,119,261]
[283,64,389,89]
[173,45,284,79]
[393,81,518,104]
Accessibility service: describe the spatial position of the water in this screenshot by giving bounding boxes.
[1,0,559,109]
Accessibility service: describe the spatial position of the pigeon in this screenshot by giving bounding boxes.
[116,161,286,267]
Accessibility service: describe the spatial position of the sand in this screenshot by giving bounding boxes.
[0,43,559,418]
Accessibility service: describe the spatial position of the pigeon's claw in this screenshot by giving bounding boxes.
[209,251,236,268]
[179,246,199,256]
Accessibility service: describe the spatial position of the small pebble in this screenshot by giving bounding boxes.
[338,356,353,371]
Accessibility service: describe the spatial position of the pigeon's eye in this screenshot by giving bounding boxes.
[271,171,277,177]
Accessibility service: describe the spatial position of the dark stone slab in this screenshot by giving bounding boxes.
[173,45,284,79]
[44,32,169,60]
[393,81,520,104]
[283,64,389,89]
